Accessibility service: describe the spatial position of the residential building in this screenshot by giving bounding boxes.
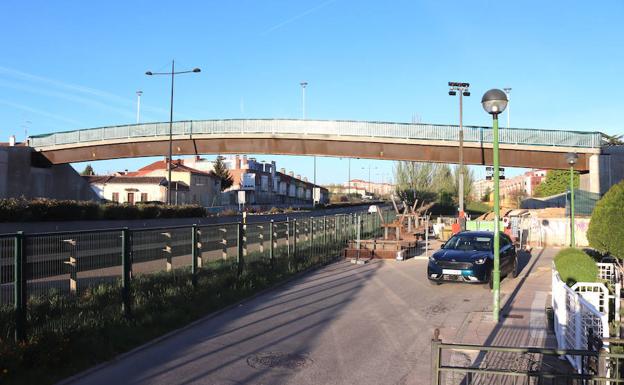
[84,175,190,204]
[343,179,395,197]
[131,159,222,206]
[183,155,328,206]
[471,169,547,201]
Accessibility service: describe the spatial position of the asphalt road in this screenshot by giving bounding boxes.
[65,251,524,385]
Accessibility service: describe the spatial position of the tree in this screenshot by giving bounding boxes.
[481,187,492,202]
[602,133,624,146]
[534,170,579,197]
[81,164,95,176]
[587,180,624,259]
[508,188,528,209]
[211,156,233,191]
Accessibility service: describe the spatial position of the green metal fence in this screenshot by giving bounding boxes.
[432,336,624,384]
[1,211,382,342]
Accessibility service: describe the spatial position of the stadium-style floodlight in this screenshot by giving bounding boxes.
[481,88,508,324]
[448,82,470,216]
[566,152,579,247]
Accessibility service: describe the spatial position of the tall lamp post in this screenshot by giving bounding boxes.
[503,88,512,128]
[448,82,470,216]
[481,89,508,323]
[566,152,579,247]
[136,90,143,124]
[146,61,201,205]
[362,165,378,196]
[301,81,317,191]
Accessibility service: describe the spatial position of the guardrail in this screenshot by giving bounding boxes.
[28,119,603,149]
[431,334,624,384]
[0,211,383,342]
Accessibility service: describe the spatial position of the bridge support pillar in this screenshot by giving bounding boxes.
[582,151,624,195]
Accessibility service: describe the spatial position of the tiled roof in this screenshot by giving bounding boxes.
[83,175,166,185]
[138,160,216,177]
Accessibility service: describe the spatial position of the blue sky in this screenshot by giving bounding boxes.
[1,1,622,184]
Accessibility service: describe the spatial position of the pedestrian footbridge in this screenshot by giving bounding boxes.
[28,119,617,193]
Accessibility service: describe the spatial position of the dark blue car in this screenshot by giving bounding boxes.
[427,231,518,288]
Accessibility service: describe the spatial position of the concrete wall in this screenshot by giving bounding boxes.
[0,146,97,201]
[521,217,591,247]
[581,146,624,194]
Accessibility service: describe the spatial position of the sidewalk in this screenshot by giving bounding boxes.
[453,247,559,348]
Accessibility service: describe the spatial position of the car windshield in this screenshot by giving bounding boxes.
[443,234,492,251]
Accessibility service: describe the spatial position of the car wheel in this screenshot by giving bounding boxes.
[486,269,494,290]
[511,257,519,278]
[428,279,442,286]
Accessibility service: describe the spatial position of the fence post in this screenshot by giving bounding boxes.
[258,224,264,255]
[14,231,26,342]
[191,224,198,287]
[269,220,275,268]
[162,231,172,272]
[431,328,442,385]
[220,227,227,261]
[121,228,132,318]
[237,222,244,277]
[323,216,327,262]
[63,238,77,295]
[293,219,297,268]
[309,217,314,262]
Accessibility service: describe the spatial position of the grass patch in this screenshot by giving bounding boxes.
[0,241,343,385]
[554,247,598,286]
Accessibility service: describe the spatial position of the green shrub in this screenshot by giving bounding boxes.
[587,180,624,260]
[0,198,206,222]
[554,248,598,286]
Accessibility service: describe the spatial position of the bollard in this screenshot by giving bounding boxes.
[431,328,442,385]
[220,227,228,260]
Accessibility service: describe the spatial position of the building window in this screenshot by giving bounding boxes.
[112,192,119,203]
[127,192,135,205]
[141,193,148,202]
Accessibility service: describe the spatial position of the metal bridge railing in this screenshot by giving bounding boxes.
[29,119,603,149]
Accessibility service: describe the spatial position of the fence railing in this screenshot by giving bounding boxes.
[0,211,384,342]
[28,119,603,149]
[431,334,624,384]
[552,264,610,372]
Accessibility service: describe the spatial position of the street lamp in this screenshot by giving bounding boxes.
[481,88,508,323]
[362,165,378,196]
[301,81,317,194]
[566,152,579,248]
[503,88,512,129]
[448,82,470,216]
[146,61,201,205]
[136,90,143,124]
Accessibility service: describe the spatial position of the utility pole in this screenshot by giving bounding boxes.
[301,81,316,190]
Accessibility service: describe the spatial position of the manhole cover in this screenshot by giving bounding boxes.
[247,352,312,370]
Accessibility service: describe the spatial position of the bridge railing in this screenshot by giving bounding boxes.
[29,119,603,148]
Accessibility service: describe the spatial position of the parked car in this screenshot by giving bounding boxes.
[427,231,518,288]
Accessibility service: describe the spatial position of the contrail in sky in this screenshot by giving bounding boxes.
[262,0,338,35]
[0,65,169,118]
[0,99,84,126]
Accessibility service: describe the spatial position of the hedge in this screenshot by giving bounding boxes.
[587,180,624,260]
[554,248,598,286]
[0,198,206,222]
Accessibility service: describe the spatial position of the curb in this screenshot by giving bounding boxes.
[56,258,341,385]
